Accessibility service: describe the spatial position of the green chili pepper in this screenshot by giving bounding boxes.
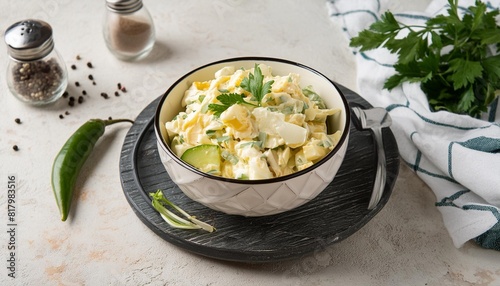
[51,118,134,221]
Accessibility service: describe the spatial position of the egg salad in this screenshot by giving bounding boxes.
[165,64,342,180]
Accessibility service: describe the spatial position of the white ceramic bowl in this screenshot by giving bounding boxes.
[154,57,350,216]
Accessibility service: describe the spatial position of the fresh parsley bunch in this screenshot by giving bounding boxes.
[350,0,500,117]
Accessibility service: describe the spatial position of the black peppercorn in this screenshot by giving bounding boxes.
[82,90,87,95]
[75,81,80,87]
[87,62,93,68]
[13,145,19,151]
[88,74,94,80]
[71,64,76,70]
[14,118,21,124]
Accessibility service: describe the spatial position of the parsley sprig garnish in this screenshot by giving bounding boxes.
[350,0,500,117]
[240,64,275,104]
[208,64,274,116]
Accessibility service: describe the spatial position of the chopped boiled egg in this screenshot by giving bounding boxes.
[220,104,258,139]
[253,107,307,147]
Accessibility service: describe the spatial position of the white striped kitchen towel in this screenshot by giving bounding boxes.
[327,0,500,250]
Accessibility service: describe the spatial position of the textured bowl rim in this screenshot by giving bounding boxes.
[154,56,351,184]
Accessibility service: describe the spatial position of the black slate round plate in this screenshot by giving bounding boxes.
[119,84,399,263]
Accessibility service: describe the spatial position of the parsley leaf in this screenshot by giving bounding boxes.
[217,93,247,106]
[482,55,500,79]
[208,93,258,117]
[350,0,500,117]
[457,86,476,113]
[447,59,483,90]
[208,102,229,117]
[240,64,274,106]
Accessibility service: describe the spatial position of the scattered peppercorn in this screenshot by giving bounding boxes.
[108,116,113,120]
[88,74,94,80]
[82,90,87,95]
[120,86,127,92]
[114,91,120,96]
[78,96,84,104]
[69,101,75,107]
[75,81,80,87]
[59,114,64,119]
[14,118,21,124]
[117,83,122,90]
[65,111,70,115]
[76,55,81,60]
[92,81,96,85]
[69,96,75,102]
[71,64,77,70]
[87,62,93,68]
[63,91,69,98]
[13,145,19,151]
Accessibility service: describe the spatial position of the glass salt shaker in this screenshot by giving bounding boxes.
[4,19,68,105]
[103,0,156,61]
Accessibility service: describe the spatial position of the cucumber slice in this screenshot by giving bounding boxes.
[180,144,221,174]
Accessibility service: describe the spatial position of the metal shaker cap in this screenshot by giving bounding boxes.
[4,19,55,61]
[106,0,143,14]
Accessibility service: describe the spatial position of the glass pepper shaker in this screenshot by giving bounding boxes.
[4,19,68,105]
[103,0,156,61]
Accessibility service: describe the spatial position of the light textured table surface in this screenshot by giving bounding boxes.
[1,0,500,285]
